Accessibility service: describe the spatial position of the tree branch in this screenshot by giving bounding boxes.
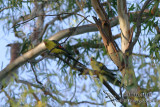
[117,0,130,53]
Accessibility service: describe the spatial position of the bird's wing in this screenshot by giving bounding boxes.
[97,61,109,71]
[55,45,72,55]
[48,40,72,55]
[52,40,60,45]
[96,61,116,76]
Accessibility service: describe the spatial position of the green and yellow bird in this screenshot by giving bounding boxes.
[90,57,121,86]
[43,39,85,67]
[43,39,71,55]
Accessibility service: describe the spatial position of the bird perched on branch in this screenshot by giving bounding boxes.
[90,57,121,86]
[0,43,21,90]
[43,39,71,55]
[43,39,85,67]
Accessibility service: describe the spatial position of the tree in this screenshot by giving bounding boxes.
[0,0,159,106]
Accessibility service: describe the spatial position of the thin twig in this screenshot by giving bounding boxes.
[16,79,59,101]
[60,15,90,44]
[49,54,87,73]
[103,91,116,106]
[30,63,43,85]
[2,89,17,105]
[69,76,77,101]
[102,81,126,106]
[27,85,40,102]
[61,101,104,106]
[130,0,154,50]
[16,79,104,106]
[13,13,93,28]
[0,6,12,13]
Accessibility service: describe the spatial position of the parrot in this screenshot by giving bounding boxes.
[43,39,72,55]
[43,39,85,67]
[90,57,122,86]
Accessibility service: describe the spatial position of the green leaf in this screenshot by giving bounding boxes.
[138,63,148,69]
[128,4,135,11]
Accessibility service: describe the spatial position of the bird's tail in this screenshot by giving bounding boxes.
[103,72,122,86]
[111,77,122,86]
[64,54,86,68]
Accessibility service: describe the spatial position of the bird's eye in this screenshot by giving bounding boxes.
[91,57,95,61]
[58,46,62,48]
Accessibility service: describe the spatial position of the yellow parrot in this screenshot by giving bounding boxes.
[90,57,121,86]
[43,39,85,67]
[43,39,71,55]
